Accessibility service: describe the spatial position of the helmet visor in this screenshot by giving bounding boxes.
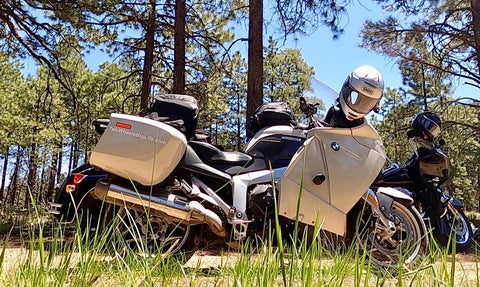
[419,115,441,137]
[344,84,379,115]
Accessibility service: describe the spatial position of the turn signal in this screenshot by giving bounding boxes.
[66,174,87,194]
[65,184,76,194]
[367,193,379,206]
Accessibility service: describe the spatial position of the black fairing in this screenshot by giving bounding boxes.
[376,144,450,189]
[375,164,414,187]
[417,146,450,183]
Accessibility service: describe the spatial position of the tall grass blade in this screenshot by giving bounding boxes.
[269,161,287,286]
[0,224,13,271]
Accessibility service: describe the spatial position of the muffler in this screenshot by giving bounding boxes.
[91,180,228,237]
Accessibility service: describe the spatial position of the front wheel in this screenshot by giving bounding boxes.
[435,206,472,252]
[355,200,428,268]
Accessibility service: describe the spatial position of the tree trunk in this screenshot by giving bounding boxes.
[85,114,91,163]
[72,140,79,170]
[68,141,74,173]
[471,0,480,69]
[25,141,38,209]
[173,0,186,94]
[246,0,264,137]
[478,165,480,212]
[46,151,59,202]
[0,151,8,204]
[236,93,241,150]
[38,160,48,204]
[140,0,157,115]
[9,147,22,207]
[56,150,63,185]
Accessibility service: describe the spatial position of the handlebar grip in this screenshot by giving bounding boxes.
[299,97,308,112]
[406,130,416,138]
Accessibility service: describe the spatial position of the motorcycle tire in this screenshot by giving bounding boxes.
[355,200,429,268]
[435,207,472,253]
[110,207,199,259]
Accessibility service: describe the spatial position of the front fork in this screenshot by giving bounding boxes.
[437,195,465,236]
[364,189,397,235]
[363,187,416,239]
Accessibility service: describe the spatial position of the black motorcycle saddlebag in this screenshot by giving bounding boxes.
[249,101,297,136]
[146,94,199,139]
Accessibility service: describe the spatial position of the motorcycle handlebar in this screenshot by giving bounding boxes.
[299,96,318,117]
[407,129,420,139]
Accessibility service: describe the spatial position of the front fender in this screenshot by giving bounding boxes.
[377,187,414,205]
[361,187,416,233]
[365,187,414,221]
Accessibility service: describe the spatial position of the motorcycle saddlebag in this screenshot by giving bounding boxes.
[249,101,297,136]
[146,94,199,140]
[90,113,187,186]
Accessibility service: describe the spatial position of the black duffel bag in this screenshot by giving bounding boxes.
[249,101,297,137]
[146,94,199,139]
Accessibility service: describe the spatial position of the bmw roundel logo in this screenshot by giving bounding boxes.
[331,142,340,151]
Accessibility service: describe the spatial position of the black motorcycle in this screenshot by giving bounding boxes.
[372,112,473,252]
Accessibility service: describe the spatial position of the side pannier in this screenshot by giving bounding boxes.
[146,94,199,140]
[249,101,297,137]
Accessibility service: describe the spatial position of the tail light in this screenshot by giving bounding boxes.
[65,174,87,194]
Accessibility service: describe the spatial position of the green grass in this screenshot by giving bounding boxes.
[0,206,478,287]
[0,185,477,287]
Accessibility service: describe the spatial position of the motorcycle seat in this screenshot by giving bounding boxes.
[188,141,253,166]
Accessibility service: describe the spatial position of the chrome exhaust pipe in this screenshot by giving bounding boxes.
[92,180,228,237]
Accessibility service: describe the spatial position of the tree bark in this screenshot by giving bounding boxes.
[247,0,264,137]
[236,93,241,150]
[46,151,58,203]
[38,162,46,204]
[72,140,79,170]
[68,141,74,173]
[173,0,186,94]
[25,141,38,208]
[0,151,8,204]
[56,150,63,185]
[478,165,480,211]
[471,0,480,69]
[140,0,157,114]
[9,146,22,207]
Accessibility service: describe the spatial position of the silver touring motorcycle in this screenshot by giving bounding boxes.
[52,68,429,268]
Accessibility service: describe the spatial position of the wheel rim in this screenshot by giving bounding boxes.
[448,212,470,245]
[356,202,424,268]
[118,209,191,255]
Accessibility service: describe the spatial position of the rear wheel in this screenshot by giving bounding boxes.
[113,208,198,257]
[355,200,428,268]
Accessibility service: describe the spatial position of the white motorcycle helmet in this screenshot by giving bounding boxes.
[338,65,384,120]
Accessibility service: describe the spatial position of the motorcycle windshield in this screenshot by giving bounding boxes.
[304,78,339,111]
